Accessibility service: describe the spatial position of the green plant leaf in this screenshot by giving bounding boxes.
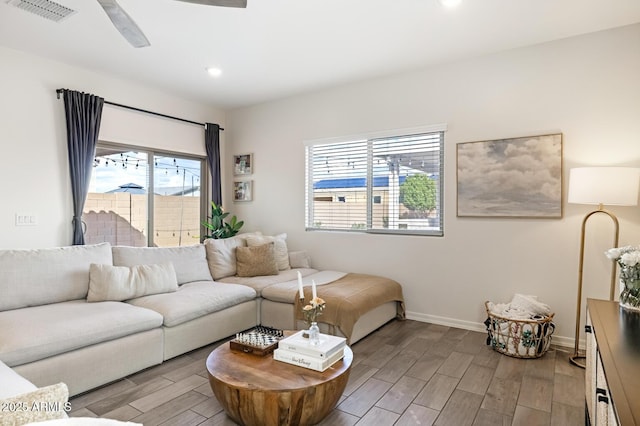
[201,201,244,240]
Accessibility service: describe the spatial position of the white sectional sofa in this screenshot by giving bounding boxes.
[0,242,257,398]
[0,233,404,406]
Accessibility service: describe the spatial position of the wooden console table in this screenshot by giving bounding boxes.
[586,299,640,425]
[206,339,353,425]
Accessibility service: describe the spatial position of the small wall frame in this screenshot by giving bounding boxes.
[233,153,253,176]
[233,180,253,202]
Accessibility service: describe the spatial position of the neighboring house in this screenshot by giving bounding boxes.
[313,175,439,229]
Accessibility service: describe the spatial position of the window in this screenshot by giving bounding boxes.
[84,144,207,247]
[305,125,444,236]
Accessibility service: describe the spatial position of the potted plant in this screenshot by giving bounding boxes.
[202,201,244,240]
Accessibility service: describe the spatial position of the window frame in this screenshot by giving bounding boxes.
[305,124,446,237]
[89,141,209,247]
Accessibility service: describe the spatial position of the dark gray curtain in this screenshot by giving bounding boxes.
[205,123,222,205]
[62,90,104,245]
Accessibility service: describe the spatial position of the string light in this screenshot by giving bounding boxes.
[94,153,202,180]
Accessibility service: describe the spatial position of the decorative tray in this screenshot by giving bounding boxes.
[229,325,285,356]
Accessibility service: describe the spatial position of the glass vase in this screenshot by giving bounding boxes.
[619,278,640,312]
[308,321,320,346]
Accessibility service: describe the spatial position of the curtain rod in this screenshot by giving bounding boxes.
[56,89,224,131]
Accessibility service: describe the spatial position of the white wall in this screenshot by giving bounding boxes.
[0,46,225,249]
[1,24,638,345]
[226,24,640,345]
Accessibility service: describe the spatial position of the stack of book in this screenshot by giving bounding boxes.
[273,330,347,372]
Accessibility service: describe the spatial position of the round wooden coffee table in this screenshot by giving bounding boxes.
[206,339,353,426]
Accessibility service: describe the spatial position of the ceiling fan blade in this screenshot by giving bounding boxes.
[96,0,150,48]
[174,0,247,8]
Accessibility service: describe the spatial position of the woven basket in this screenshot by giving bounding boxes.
[484,301,555,359]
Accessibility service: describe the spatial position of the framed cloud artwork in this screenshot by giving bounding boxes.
[456,133,563,218]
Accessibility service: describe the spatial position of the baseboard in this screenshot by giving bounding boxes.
[406,311,575,349]
[406,311,487,333]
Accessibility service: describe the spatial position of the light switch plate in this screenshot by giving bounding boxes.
[15,214,37,226]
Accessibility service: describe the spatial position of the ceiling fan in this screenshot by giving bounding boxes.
[96,0,247,48]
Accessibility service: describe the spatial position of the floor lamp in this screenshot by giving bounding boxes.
[567,167,640,368]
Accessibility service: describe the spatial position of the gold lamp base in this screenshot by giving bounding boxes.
[570,206,619,370]
[569,354,586,369]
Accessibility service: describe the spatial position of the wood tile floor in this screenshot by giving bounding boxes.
[69,319,585,425]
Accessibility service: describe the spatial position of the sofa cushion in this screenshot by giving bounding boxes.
[0,360,37,399]
[0,300,163,367]
[204,232,263,279]
[0,382,68,424]
[112,245,211,285]
[126,281,257,327]
[219,268,318,296]
[0,243,113,312]
[236,243,279,277]
[88,262,178,302]
[245,233,290,270]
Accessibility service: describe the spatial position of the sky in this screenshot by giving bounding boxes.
[89,151,202,194]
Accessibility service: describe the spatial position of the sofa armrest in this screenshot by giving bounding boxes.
[0,360,37,399]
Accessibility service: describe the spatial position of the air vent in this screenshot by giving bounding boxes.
[7,0,76,22]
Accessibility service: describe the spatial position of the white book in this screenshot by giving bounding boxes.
[278,331,346,358]
[273,347,345,372]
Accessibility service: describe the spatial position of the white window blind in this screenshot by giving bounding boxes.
[305,128,444,236]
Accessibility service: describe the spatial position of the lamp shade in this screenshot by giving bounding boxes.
[568,167,640,206]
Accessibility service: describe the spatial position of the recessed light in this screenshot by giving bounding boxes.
[439,0,461,7]
[206,67,222,78]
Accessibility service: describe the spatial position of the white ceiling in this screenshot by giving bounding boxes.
[1,0,640,109]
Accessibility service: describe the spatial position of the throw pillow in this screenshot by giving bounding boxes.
[87,262,178,302]
[0,382,69,424]
[245,233,290,270]
[235,243,279,277]
[203,232,263,279]
[288,250,311,269]
[204,235,246,279]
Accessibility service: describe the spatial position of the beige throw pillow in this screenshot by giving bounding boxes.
[0,382,69,424]
[288,250,311,269]
[204,232,263,279]
[88,262,178,302]
[245,233,290,270]
[236,243,279,277]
